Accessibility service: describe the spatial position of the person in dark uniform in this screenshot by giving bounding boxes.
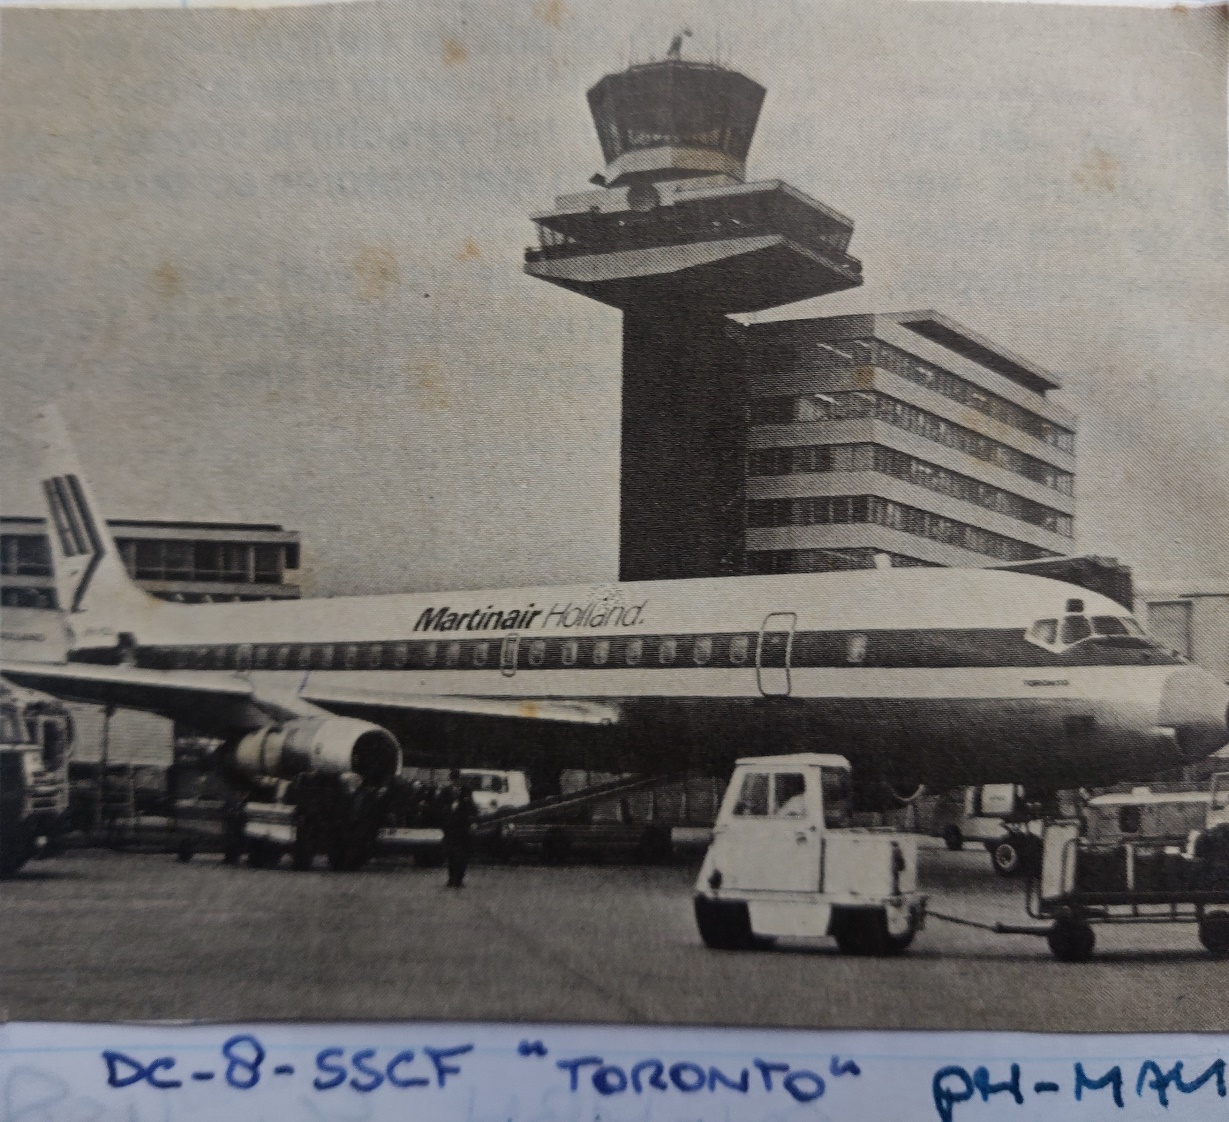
[442,769,476,888]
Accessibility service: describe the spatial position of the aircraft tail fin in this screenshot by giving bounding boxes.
[35,406,156,648]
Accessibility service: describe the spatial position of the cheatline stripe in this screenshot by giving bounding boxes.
[103,628,1182,674]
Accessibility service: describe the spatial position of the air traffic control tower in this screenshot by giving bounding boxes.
[525,51,863,581]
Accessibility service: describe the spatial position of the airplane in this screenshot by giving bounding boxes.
[2,407,1228,861]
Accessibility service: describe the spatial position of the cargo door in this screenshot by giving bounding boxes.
[757,612,796,697]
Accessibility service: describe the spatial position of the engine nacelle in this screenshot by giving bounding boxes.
[232,717,400,786]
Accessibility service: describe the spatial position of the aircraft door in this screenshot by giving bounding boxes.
[757,612,797,697]
[500,634,519,677]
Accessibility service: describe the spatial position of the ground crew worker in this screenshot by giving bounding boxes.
[443,769,476,888]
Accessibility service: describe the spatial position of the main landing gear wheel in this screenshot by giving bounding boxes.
[831,908,914,957]
[1198,913,1229,957]
[1047,919,1095,962]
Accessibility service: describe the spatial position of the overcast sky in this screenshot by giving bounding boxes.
[1,0,1226,597]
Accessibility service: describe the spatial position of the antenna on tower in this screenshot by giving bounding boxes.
[666,28,692,61]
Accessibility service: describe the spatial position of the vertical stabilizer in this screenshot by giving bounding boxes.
[35,406,155,649]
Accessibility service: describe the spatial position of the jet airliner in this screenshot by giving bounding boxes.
[3,409,1227,808]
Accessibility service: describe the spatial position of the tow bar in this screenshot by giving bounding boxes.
[926,909,1053,938]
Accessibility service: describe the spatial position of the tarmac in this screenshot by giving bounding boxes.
[2,845,1225,1031]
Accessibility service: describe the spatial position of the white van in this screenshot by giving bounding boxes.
[694,753,926,955]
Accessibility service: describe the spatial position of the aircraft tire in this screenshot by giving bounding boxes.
[1047,920,1095,962]
[1198,913,1229,957]
[942,826,964,852]
[247,840,279,869]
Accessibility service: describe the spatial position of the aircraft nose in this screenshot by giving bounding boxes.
[1157,666,1229,761]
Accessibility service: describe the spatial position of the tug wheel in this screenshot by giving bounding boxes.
[832,908,913,956]
[1047,920,1095,962]
[1198,913,1229,957]
[694,897,761,951]
[942,826,964,852]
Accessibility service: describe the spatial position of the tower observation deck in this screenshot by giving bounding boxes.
[526,52,863,580]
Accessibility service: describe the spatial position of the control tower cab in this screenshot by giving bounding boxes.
[526,48,864,581]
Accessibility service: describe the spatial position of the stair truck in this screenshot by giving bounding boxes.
[694,753,927,955]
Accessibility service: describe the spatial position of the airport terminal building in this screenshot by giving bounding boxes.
[1,516,301,609]
[741,311,1076,573]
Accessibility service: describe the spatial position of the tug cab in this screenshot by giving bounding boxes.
[694,753,926,954]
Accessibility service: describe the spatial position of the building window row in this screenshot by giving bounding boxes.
[0,586,58,609]
[746,493,1056,563]
[747,442,1073,537]
[116,539,286,585]
[0,534,52,578]
[748,390,1074,496]
[746,547,938,575]
[797,337,1075,453]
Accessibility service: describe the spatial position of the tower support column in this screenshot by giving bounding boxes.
[620,308,745,581]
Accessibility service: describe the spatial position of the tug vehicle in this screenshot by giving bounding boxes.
[694,754,926,954]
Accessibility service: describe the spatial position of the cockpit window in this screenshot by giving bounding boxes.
[1028,619,1057,646]
[1060,615,1092,645]
[1091,616,1129,637]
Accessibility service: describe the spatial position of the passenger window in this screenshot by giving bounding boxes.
[561,639,578,666]
[1029,619,1058,645]
[422,642,438,668]
[729,635,750,665]
[773,772,808,816]
[367,644,383,669]
[343,645,358,669]
[659,637,677,664]
[235,645,253,672]
[846,633,868,664]
[445,642,461,667]
[625,638,643,666]
[253,646,270,670]
[275,646,291,670]
[296,646,312,670]
[473,641,489,667]
[392,642,409,669]
[733,772,770,816]
[314,644,334,670]
[212,646,230,670]
[693,636,712,665]
[1060,615,1092,645]
[528,639,546,667]
[1118,805,1142,835]
[593,639,610,666]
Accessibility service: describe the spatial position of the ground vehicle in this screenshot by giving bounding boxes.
[933,784,1045,877]
[404,768,531,816]
[0,685,73,875]
[694,753,926,954]
[1029,772,1229,961]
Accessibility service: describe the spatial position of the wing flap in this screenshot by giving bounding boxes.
[300,683,619,726]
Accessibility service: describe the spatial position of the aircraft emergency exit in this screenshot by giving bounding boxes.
[3,408,1227,800]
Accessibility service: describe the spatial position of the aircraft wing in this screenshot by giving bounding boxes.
[0,660,266,731]
[298,682,620,726]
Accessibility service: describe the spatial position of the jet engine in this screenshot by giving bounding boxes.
[231,717,400,787]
